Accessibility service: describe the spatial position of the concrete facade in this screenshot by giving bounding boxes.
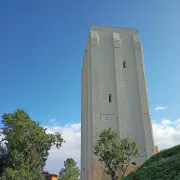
[81,25,154,180]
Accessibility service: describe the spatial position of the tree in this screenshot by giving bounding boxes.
[94,128,139,180]
[0,141,7,176]
[0,109,64,178]
[118,138,139,178]
[59,158,80,180]
[1,168,45,180]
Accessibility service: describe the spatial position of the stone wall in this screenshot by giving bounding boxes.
[81,25,155,180]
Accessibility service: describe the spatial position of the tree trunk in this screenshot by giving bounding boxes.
[111,171,116,180]
[122,164,129,178]
[111,176,115,180]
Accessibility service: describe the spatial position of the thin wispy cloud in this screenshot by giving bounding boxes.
[155,105,168,111]
[49,119,56,123]
[49,119,58,126]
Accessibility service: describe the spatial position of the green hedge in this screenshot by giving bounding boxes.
[123,145,180,180]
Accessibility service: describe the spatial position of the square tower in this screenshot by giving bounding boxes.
[81,25,154,180]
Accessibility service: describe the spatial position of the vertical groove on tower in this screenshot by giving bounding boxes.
[133,35,155,159]
[113,32,128,139]
[90,30,103,180]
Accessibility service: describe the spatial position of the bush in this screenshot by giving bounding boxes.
[1,168,44,180]
[123,145,180,180]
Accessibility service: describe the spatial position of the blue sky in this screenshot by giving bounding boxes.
[0,0,180,174]
[0,0,179,126]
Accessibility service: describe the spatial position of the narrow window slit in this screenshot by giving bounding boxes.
[109,94,112,103]
[123,61,127,68]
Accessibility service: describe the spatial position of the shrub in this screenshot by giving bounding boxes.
[123,145,180,180]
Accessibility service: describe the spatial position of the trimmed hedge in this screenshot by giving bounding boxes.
[123,145,180,180]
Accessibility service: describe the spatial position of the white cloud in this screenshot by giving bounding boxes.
[155,105,168,111]
[175,119,180,124]
[0,130,6,151]
[160,119,172,126]
[49,119,56,123]
[153,119,180,150]
[44,123,81,174]
[49,119,59,126]
[44,118,180,174]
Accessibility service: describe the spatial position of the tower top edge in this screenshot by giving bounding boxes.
[90,24,138,33]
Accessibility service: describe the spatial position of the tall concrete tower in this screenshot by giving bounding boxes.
[81,25,154,180]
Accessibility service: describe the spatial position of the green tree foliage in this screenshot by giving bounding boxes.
[59,158,80,180]
[1,168,44,180]
[94,128,139,180]
[0,109,64,179]
[123,144,180,180]
[41,171,51,180]
[0,141,7,176]
[119,138,139,178]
